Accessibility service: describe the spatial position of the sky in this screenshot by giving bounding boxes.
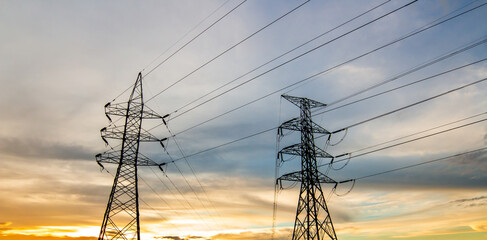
[0,0,486,240]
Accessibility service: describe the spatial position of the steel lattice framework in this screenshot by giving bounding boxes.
[96,73,166,240]
[277,95,338,240]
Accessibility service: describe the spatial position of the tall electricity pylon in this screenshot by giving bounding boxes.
[277,95,338,240]
[96,72,167,240]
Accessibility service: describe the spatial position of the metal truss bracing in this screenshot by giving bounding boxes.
[280,118,331,135]
[97,72,166,240]
[277,95,338,240]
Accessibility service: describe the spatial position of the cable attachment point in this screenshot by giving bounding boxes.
[158,163,167,173]
[95,155,105,172]
[161,114,170,126]
[277,127,283,137]
[159,138,168,151]
[100,127,109,146]
[327,128,348,146]
[330,153,351,170]
[334,179,356,197]
[104,102,112,122]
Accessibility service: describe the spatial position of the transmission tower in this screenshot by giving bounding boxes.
[277,95,338,240]
[95,72,167,240]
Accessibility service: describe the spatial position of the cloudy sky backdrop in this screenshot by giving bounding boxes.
[1,0,486,239]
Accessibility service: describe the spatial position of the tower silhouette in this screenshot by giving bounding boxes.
[277,95,338,240]
[96,73,166,240]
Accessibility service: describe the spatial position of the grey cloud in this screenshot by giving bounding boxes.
[449,149,487,171]
[451,195,487,203]
[450,195,487,207]
[0,137,94,160]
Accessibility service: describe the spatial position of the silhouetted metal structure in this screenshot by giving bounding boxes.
[96,73,166,240]
[277,95,338,240]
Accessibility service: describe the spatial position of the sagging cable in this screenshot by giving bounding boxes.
[330,153,351,170]
[334,179,356,197]
[327,128,348,146]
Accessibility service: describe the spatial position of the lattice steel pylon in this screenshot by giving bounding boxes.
[277,95,338,240]
[95,72,167,240]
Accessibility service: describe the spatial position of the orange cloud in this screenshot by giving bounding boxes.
[0,234,96,240]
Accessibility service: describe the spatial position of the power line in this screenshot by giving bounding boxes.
[101,168,184,233]
[170,161,222,228]
[285,0,484,95]
[145,0,312,102]
[107,0,241,104]
[166,127,278,164]
[165,123,226,225]
[350,111,487,154]
[138,175,185,233]
[141,0,233,73]
[168,0,419,119]
[143,0,248,78]
[330,77,487,134]
[163,166,217,231]
[162,4,487,133]
[149,51,485,148]
[315,57,487,115]
[171,0,392,115]
[164,76,487,164]
[346,147,487,182]
[148,166,195,213]
[319,117,487,168]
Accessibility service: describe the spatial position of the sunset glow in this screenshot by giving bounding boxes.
[1,0,486,240]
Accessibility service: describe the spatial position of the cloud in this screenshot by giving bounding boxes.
[450,195,487,208]
[470,222,487,231]
[448,149,487,173]
[155,236,206,240]
[0,221,13,233]
[209,228,291,240]
[0,235,96,240]
[0,137,94,161]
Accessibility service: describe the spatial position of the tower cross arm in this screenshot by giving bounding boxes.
[279,117,331,134]
[105,102,168,120]
[278,170,337,184]
[279,143,334,159]
[282,94,327,109]
[101,126,161,142]
[96,150,160,166]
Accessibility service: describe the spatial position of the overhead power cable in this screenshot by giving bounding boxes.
[172,0,392,115]
[142,0,233,73]
[341,147,487,182]
[164,124,226,223]
[315,57,487,115]
[319,117,487,168]
[350,111,487,154]
[163,76,487,164]
[163,166,216,231]
[330,77,487,134]
[145,0,312,102]
[143,0,248,78]
[168,0,419,119]
[170,161,221,228]
[149,46,485,137]
[164,127,278,164]
[286,0,484,95]
[162,3,486,132]
[108,0,241,104]
[147,166,198,214]
[102,169,184,233]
